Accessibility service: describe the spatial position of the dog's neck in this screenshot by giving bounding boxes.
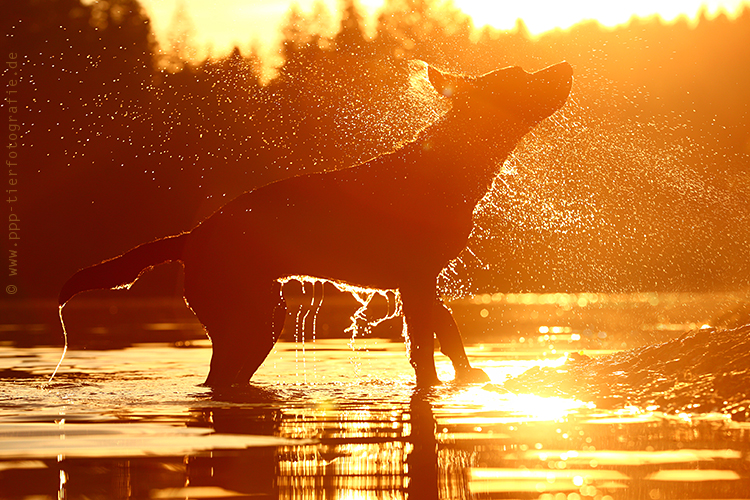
[405,112,529,207]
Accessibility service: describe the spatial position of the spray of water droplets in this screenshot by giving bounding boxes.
[462,72,750,292]
[328,59,451,166]
[279,276,405,370]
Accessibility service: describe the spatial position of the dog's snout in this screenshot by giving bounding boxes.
[535,62,573,88]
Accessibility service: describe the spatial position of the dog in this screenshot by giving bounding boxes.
[59,62,573,387]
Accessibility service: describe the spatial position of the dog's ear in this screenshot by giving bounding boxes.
[427,66,472,98]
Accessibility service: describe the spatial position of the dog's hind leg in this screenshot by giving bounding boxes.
[236,281,287,382]
[188,279,286,387]
[433,300,490,383]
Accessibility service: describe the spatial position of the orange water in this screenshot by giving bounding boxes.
[2,330,750,499]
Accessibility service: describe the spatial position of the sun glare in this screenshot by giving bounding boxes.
[138,0,748,61]
[507,393,597,420]
[444,385,595,423]
[457,0,747,35]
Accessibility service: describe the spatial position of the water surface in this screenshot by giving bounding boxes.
[2,294,750,499]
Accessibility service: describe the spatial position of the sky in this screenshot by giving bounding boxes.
[138,0,748,60]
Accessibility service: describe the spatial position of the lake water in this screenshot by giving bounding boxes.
[2,292,750,499]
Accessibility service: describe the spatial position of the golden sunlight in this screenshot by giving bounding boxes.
[138,0,748,59]
[456,0,747,35]
[444,384,595,422]
[505,393,597,420]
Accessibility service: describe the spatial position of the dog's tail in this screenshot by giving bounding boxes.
[58,233,189,307]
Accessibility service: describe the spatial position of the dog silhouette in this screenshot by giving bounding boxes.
[59,62,573,387]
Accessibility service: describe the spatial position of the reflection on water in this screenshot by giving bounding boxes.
[2,337,750,500]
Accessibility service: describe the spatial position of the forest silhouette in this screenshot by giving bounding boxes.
[3,0,750,299]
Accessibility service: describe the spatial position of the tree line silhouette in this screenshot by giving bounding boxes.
[3,0,750,298]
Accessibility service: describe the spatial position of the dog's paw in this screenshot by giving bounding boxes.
[454,367,491,384]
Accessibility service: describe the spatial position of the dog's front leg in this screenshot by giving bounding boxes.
[400,284,441,386]
[434,300,491,383]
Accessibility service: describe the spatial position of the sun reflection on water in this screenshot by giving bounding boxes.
[437,384,596,424]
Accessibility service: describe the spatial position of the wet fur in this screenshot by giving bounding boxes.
[60,62,573,387]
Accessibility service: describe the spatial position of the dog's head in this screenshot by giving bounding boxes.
[428,62,573,130]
